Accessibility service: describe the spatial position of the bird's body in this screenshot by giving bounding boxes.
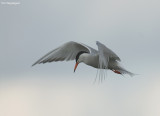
[78,53,116,69]
[78,53,99,68]
[32,41,134,76]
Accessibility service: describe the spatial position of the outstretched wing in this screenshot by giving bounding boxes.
[96,41,121,69]
[32,41,94,66]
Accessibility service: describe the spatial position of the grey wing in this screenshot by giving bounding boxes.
[96,41,121,68]
[79,42,98,54]
[32,41,91,66]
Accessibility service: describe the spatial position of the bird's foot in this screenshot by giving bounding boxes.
[112,69,121,74]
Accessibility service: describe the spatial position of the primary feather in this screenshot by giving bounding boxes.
[32,41,95,66]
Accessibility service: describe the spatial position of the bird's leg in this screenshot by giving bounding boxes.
[112,69,121,74]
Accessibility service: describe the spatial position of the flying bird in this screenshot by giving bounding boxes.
[32,41,134,77]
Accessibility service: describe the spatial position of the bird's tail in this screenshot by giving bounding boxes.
[116,66,135,77]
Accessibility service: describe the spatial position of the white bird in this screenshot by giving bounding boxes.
[32,41,134,77]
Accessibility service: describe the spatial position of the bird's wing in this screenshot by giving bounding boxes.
[32,41,95,66]
[96,41,121,69]
[80,42,98,54]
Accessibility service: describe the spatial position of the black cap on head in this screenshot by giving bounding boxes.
[76,51,88,62]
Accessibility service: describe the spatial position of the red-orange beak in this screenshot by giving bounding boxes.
[74,62,79,72]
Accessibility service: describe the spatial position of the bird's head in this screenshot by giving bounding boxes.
[74,51,88,72]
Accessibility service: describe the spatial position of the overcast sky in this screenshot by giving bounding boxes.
[0,0,160,116]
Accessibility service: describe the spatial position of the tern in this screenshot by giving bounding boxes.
[32,41,134,77]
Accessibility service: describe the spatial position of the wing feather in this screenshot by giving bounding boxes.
[32,41,91,66]
[96,41,121,69]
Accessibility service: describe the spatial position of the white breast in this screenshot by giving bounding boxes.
[79,53,99,68]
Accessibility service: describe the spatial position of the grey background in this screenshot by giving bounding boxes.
[0,0,160,116]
